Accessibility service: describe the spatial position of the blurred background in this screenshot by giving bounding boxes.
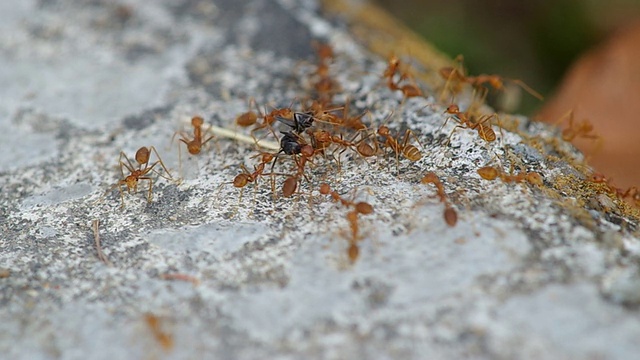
[374,0,640,188]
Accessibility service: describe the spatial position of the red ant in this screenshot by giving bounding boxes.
[556,110,602,152]
[589,172,639,206]
[172,116,217,174]
[382,55,423,99]
[306,98,368,133]
[439,55,543,101]
[229,151,278,206]
[319,183,374,263]
[420,172,457,227]
[283,144,321,197]
[233,163,265,189]
[311,42,339,104]
[311,130,377,160]
[306,100,341,126]
[144,313,174,351]
[338,99,368,131]
[250,100,296,137]
[443,104,497,143]
[114,146,172,208]
[173,116,215,155]
[277,143,318,198]
[477,165,543,186]
[388,74,423,98]
[619,187,640,206]
[377,125,422,162]
[233,152,275,192]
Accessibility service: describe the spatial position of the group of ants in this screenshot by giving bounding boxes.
[108,42,637,264]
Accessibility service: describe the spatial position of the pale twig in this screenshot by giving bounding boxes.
[92,219,113,266]
[160,273,200,286]
[182,117,280,151]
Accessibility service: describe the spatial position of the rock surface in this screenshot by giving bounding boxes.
[1,1,639,359]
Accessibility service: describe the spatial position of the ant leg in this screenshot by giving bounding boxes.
[494,114,506,148]
[177,139,186,176]
[401,129,423,150]
[444,125,465,146]
[148,146,173,180]
[170,130,187,150]
[270,152,282,174]
[470,113,497,130]
[118,184,127,209]
[119,151,137,175]
[554,109,574,129]
[201,124,221,154]
[511,79,544,101]
[139,177,154,202]
[269,173,277,201]
[238,187,244,206]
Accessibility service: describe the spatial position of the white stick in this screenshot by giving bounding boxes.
[183,118,280,151]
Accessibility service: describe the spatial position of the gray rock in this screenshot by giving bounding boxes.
[1,1,639,359]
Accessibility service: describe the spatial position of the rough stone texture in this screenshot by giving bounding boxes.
[1,1,639,359]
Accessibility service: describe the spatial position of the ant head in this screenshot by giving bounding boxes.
[319,183,331,195]
[314,42,334,60]
[445,104,459,114]
[346,210,358,223]
[526,172,543,186]
[125,175,139,188]
[377,125,390,136]
[314,130,331,143]
[191,116,204,127]
[279,108,293,118]
[348,243,359,264]
[420,173,438,184]
[477,166,499,180]
[488,77,502,89]
[591,173,607,183]
[135,147,150,165]
[439,67,454,78]
[187,143,200,155]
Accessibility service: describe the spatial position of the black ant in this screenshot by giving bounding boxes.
[279,131,303,156]
[269,130,305,176]
[277,111,315,133]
